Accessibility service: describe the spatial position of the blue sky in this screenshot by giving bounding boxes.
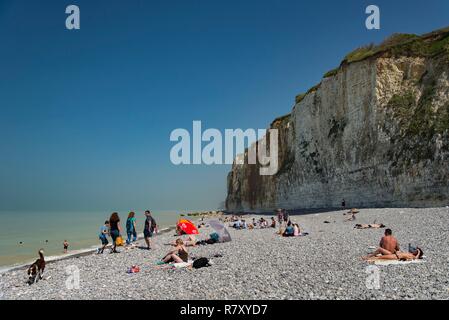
[0,0,448,212]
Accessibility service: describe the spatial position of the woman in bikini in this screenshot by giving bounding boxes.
[363,248,424,261]
[162,238,189,263]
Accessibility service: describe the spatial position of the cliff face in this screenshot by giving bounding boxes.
[226,29,449,212]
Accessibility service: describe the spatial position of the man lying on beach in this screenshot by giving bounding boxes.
[365,229,399,258]
[363,247,424,262]
[345,213,356,222]
[355,223,386,229]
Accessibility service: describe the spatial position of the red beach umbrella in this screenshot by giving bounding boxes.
[176,219,199,235]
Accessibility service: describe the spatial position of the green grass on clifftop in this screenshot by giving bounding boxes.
[296,27,449,105]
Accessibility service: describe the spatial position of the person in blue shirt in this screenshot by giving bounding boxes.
[282,221,295,237]
[98,221,110,254]
[126,211,137,245]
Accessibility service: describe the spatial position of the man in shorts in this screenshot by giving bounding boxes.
[143,210,157,250]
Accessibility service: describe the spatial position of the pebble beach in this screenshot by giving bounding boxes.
[1,208,449,300]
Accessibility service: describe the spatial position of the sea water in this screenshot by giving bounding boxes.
[0,210,198,270]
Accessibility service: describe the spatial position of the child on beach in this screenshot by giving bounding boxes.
[126,211,137,245]
[63,240,69,253]
[98,221,110,254]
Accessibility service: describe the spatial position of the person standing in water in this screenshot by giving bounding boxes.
[109,212,122,253]
[126,211,137,245]
[63,240,69,253]
[143,210,157,250]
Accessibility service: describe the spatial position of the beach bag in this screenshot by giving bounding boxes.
[210,232,220,243]
[115,236,124,247]
[192,257,211,269]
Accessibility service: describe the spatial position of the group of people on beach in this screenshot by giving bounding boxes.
[96,211,221,266]
[98,210,158,254]
[90,204,426,267]
[225,209,304,237]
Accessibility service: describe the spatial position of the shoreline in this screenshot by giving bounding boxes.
[0,226,177,275]
[0,211,224,274]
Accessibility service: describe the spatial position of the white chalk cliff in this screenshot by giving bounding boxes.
[226,28,449,211]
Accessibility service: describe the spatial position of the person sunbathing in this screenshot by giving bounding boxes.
[169,234,196,247]
[161,239,189,264]
[365,229,399,258]
[363,248,424,262]
[355,223,386,229]
[345,213,356,222]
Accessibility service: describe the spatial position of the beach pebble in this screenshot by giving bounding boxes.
[0,208,448,300]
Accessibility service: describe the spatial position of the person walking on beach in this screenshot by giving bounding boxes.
[126,211,137,245]
[63,240,69,253]
[98,220,110,254]
[341,199,346,210]
[143,210,157,250]
[109,212,122,253]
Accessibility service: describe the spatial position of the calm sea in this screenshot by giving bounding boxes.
[0,210,199,270]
